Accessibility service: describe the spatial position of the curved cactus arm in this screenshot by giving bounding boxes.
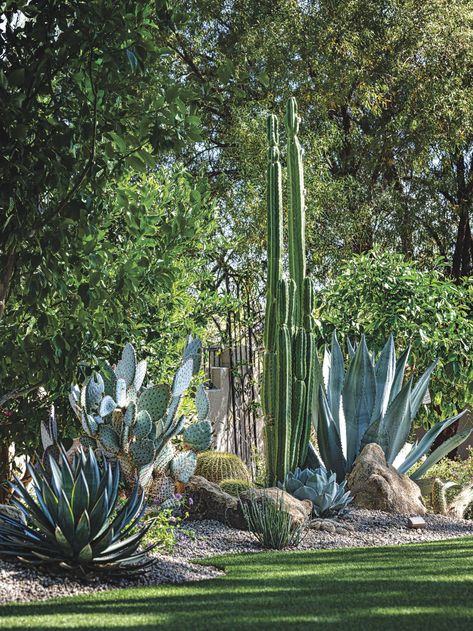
[397,410,469,475]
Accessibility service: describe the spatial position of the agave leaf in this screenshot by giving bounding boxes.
[82,448,100,502]
[327,331,345,433]
[347,337,356,359]
[397,411,468,474]
[381,379,413,464]
[74,510,91,552]
[409,360,437,421]
[78,543,94,561]
[322,346,331,390]
[317,386,346,481]
[371,334,396,423]
[342,336,376,469]
[411,427,473,480]
[56,490,75,544]
[71,470,90,522]
[389,345,410,404]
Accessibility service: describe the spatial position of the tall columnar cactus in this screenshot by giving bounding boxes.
[262,98,317,485]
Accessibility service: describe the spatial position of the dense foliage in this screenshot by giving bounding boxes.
[314,251,473,420]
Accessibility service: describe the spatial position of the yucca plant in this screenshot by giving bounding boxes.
[314,332,471,482]
[0,446,155,578]
[280,467,353,518]
[241,492,306,549]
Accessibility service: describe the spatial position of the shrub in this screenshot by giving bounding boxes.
[0,447,154,578]
[315,250,473,422]
[196,451,250,483]
[219,478,252,496]
[240,492,306,549]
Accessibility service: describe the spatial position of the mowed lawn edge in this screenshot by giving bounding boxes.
[1,536,473,630]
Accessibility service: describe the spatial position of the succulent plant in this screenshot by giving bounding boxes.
[219,478,252,496]
[262,98,317,485]
[279,467,353,518]
[0,446,155,578]
[70,336,212,498]
[195,451,250,484]
[315,332,472,482]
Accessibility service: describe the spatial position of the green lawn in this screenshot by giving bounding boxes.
[1,538,472,630]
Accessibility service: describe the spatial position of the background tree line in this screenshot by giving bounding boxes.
[1,0,471,489]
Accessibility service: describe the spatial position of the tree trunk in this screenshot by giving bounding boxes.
[451,208,472,280]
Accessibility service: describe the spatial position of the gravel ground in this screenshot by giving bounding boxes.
[1,509,473,605]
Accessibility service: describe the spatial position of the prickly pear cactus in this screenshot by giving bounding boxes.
[70,335,213,498]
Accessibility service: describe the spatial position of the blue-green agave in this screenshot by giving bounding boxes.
[280,467,353,517]
[69,336,212,497]
[0,447,154,578]
[313,332,471,482]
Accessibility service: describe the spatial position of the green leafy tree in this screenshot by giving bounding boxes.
[0,1,215,491]
[314,250,473,423]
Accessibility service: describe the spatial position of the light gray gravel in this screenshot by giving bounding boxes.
[1,509,473,604]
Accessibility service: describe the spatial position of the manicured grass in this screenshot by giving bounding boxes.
[1,537,473,630]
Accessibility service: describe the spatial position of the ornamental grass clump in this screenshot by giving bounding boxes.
[241,492,306,549]
[0,446,155,579]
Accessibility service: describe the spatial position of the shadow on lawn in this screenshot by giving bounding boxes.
[1,539,473,630]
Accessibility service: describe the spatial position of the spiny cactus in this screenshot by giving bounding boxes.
[195,451,250,484]
[219,478,252,496]
[431,478,449,515]
[70,336,212,499]
[262,98,317,485]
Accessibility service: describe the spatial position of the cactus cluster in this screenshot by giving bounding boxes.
[195,451,250,484]
[70,336,212,498]
[262,98,317,485]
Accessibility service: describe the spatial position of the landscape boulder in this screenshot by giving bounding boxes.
[184,476,312,530]
[347,443,426,515]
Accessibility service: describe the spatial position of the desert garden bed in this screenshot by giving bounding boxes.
[2,509,473,605]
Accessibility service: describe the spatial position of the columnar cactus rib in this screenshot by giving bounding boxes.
[285,97,306,327]
[262,99,316,485]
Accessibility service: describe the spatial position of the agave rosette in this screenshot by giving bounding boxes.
[314,332,471,481]
[0,446,155,578]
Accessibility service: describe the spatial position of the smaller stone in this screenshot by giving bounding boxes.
[335,527,349,535]
[309,520,322,530]
[321,522,336,533]
[407,516,426,529]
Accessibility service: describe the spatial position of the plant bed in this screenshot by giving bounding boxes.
[2,508,473,605]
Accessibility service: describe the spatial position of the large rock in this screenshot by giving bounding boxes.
[347,443,426,515]
[184,476,312,530]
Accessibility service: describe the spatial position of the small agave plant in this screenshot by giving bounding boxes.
[0,447,154,578]
[280,467,353,518]
[69,336,212,499]
[314,332,471,482]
